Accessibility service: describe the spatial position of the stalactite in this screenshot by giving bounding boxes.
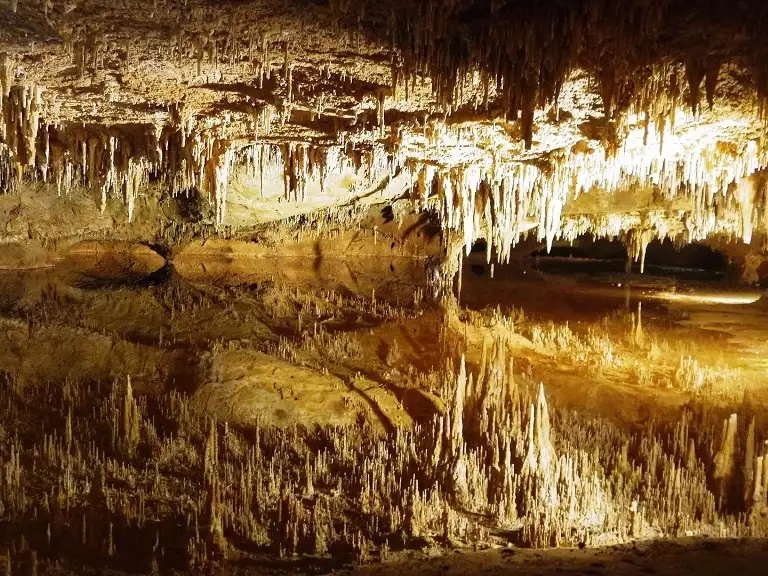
[628,228,655,273]
[685,60,705,116]
[736,177,755,243]
[0,52,13,100]
[705,58,722,110]
[211,142,235,228]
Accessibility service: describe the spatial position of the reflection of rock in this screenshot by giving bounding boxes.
[0,322,169,390]
[64,242,165,278]
[193,349,410,430]
[173,202,440,303]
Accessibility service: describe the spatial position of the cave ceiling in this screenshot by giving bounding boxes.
[2,0,768,263]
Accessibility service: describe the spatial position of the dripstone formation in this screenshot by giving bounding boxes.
[3,2,768,576]
[2,1,768,273]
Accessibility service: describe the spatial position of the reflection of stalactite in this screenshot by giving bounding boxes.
[713,413,738,509]
[3,324,768,560]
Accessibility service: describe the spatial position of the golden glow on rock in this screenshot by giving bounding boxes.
[0,59,767,259]
[395,81,768,266]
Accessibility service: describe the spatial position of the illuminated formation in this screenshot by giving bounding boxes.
[3,1,768,574]
[1,0,768,267]
[2,326,768,569]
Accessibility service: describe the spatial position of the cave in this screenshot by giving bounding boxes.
[2,1,768,575]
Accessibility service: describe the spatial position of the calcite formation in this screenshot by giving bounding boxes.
[4,2,768,573]
[0,0,767,272]
[3,330,768,570]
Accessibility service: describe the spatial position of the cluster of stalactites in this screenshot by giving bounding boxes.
[0,86,231,225]
[241,140,397,203]
[340,0,760,148]
[596,59,727,139]
[406,117,768,268]
[3,55,43,167]
[0,82,43,175]
[368,0,765,260]
[559,171,768,270]
[2,84,398,227]
[168,120,394,227]
[39,125,163,223]
[369,0,586,146]
[408,153,603,264]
